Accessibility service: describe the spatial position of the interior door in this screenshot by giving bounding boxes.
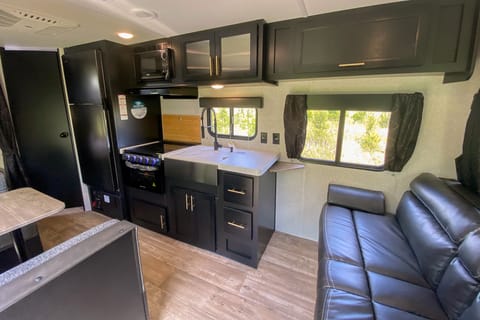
[1,50,82,207]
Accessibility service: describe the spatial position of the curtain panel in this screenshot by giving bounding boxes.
[456,90,480,194]
[384,93,424,172]
[0,81,29,189]
[283,95,307,159]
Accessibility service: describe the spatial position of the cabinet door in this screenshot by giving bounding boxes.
[429,0,478,73]
[293,2,430,73]
[214,23,259,79]
[190,190,216,251]
[171,187,216,251]
[180,31,215,81]
[172,187,196,243]
[266,21,295,79]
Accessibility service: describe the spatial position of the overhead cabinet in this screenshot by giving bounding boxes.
[266,0,479,82]
[173,20,264,84]
[294,2,430,73]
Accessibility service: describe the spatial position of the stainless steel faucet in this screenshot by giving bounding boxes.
[200,107,222,151]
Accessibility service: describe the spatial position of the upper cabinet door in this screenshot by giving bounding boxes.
[177,20,264,83]
[293,2,430,73]
[214,23,259,79]
[62,49,105,106]
[181,31,215,81]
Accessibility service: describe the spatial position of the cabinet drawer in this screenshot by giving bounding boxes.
[130,199,168,233]
[223,173,253,206]
[224,207,252,240]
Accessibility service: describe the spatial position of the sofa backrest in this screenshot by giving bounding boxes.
[0,219,149,320]
[396,173,480,319]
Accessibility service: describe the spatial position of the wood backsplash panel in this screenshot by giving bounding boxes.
[162,114,201,144]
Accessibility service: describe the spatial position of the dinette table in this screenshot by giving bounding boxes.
[0,187,65,262]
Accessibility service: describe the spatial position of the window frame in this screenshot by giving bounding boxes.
[300,94,393,171]
[206,107,258,141]
[199,97,262,142]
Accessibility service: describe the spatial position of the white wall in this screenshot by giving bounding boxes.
[163,53,480,241]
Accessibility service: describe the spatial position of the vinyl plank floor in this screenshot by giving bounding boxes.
[37,211,318,320]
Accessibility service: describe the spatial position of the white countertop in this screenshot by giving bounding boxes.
[163,145,280,176]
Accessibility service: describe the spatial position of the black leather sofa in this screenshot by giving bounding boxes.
[315,173,480,319]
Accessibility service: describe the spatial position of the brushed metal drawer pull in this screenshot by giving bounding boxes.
[215,55,220,76]
[338,62,366,68]
[160,215,166,230]
[227,221,246,229]
[227,188,246,195]
[209,56,213,77]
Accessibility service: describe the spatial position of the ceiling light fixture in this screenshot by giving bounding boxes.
[117,32,133,39]
[211,84,224,90]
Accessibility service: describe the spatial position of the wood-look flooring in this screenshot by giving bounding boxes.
[37,211,318,320]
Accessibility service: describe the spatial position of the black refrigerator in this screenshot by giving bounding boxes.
[62,42,162,219]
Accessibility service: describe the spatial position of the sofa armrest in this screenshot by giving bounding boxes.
[327,184,385,214]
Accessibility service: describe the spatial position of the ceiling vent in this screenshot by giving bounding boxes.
[0,3,78,33]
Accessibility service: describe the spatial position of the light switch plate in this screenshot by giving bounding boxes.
[273,133,280,145]
[261,132,268,144]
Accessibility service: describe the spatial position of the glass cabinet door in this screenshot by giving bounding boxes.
[215,23,258,79]
[182,32,215,81]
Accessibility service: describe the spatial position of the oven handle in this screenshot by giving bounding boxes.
[125,161,160,172]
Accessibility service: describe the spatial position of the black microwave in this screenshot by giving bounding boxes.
[134,48,174,82]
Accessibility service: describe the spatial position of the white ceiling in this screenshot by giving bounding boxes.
[0,0,405,49]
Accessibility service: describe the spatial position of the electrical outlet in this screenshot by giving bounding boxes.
[261,132,268,144]
[273,133,280,145]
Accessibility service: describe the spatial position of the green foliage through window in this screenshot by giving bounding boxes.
[301,109,391,168]
[208,107,257,140]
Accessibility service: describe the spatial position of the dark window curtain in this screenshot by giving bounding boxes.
[384,92,424,172]
[0,82,29,189]
[283,95,307,159]
[456,90,480,194]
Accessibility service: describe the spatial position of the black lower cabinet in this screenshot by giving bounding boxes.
[217,171,276,268]
[126,187,169,234]
[169,184,216,252]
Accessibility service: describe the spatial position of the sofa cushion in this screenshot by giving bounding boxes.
[459,292,480,320]
[315,288,374,320]
[319,205,363,266]
[353,211,428,287]
[396,191,457,288]
[373,303,432,320]
[410,173,480,243]
[317,258,369,298]
[437,230,480,319]
[459,229,480,279]
[368,272,447,320]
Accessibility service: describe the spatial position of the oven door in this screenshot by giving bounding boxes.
[123,161,165,193]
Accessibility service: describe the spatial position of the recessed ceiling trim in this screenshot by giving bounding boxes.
[296,0,309,17]
[0,8,20,27]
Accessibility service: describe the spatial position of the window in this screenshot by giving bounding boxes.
[301,95,392,169]
[208,107,257,140]
[199,97,262,141]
